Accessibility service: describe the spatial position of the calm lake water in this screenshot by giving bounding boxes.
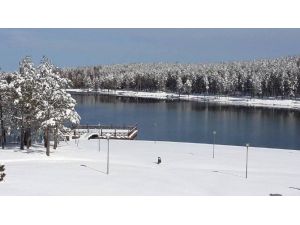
[72,94,300,150]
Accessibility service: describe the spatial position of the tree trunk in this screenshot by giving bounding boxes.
[26,128,31,149]
[0,106,4,149]
[20,127,24,150]
[46,126,50,156]
[44,132,47,148]
[20,108,24,150]
[3,130,6,147]
[53,124,58,150]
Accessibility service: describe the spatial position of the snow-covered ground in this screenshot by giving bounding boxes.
[1,139,299,195]
[67,89,300,110]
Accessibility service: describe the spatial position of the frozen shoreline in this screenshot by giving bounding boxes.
[0,139,299,195]
[67,89,300,110]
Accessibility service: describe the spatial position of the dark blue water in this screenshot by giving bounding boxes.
[72,94,300,150]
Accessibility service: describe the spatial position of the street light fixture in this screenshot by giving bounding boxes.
[212,131,216,158]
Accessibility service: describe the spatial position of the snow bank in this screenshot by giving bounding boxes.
[67,89,300,110]
[0,140,299,195]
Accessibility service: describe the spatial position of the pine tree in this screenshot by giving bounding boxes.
[183,79,192,96]
[11,56,40,150]
[176,76,183,97]
[36,57,80,156]
[0,76,9,149]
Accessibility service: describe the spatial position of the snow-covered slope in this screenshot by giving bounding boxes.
[0,140,299,195]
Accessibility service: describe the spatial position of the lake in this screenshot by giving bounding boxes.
[72,93,300,150]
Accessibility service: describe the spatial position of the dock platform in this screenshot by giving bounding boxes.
[70,124,138,140]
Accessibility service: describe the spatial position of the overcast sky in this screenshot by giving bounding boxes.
[1,28,300,71]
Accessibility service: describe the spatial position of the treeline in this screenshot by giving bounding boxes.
[60,56,300,98]
[0,56,80,156]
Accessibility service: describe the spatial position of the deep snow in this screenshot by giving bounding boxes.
[0,139,299,195]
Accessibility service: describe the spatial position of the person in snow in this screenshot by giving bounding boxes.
[157,157,161,164]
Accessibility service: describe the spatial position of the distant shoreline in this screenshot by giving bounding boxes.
[67,88,300,110]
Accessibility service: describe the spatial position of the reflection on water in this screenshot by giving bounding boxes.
[72,93,300,150]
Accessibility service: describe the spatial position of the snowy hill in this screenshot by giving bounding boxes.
[0,140,299,195]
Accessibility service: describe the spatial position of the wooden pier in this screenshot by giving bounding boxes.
[70,124,138,140]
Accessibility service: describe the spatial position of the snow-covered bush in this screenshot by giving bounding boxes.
[0,164,5,182]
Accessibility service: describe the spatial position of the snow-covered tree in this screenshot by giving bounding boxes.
[11,56,41,150]
[183,79,192,96]
[8,55,300,103]
[0,73,10,149]
[0,56,80,155]
[36,57,80,156]
[176,76,183,96]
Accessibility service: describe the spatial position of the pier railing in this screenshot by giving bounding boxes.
[71,124,138,140]
[72,124,136,130]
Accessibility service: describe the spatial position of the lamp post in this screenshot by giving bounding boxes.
[106,134,111,175]
[212,131,216,158]
[98,123,101,152]
[154,122,157,143]
[245,143,249,179]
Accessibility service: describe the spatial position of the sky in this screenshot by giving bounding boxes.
[1,28,300,71]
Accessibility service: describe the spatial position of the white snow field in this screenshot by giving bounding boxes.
[0,139,300,195]
[68,89,300,110]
